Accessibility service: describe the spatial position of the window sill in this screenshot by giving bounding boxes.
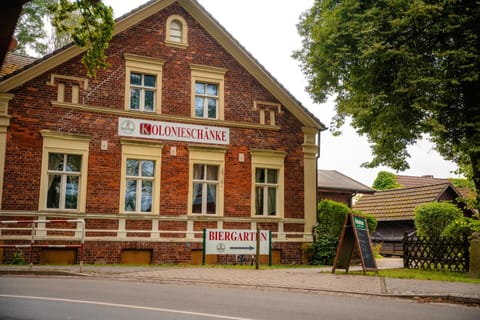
[164,40,188,49]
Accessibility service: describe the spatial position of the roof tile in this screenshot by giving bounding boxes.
[353,183,457,221]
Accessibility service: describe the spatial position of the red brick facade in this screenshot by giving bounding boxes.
[0,0,322,265]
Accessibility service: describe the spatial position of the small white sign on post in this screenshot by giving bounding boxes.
[204,229,270,255]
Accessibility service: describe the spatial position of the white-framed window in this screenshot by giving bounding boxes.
[120,139,162,214]
[46,153,82,210]
[124,54,164,114]
[39,130,91,212]
[129,73,156,112]
[192,164,219,214]
[165,15,188,48]
[124,159,155,213]
[195,82,218,119]
[169,20,182,42]
[251,150,285,218]
[190,64,227,121]
[188,146,226,216]
[255,168,279,216]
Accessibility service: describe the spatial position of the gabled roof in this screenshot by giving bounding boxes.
[0,0,325,131]
[0,52,36,77]
[396,174,474,200]
[396,175,449,188]
[353,183,462,221]
[317,170,374,194]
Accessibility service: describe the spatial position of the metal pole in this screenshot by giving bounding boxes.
[29,222,37,270]
[202,229,206,266]
[256,225,260,270]
[78,219,85,273]
[268,230,272,266]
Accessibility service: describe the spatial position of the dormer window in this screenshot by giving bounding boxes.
[169,20,182,42]
[165,15,188,48]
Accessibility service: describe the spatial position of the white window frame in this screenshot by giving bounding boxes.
[194,81,219,119]
[250,150,285,218]
[190,64,227,121]
[191,163,219,215]
[124,159,156,214]
[120,139,163,215]
[255,167,279,216]
[129,73,157,112]
[39,131,91,213]
[124,53,164,114]
[165,15,188,48]
[187,145,226,216]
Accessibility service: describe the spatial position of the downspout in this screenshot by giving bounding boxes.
[313,129,321,241]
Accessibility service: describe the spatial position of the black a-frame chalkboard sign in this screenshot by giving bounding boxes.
[332,214,377,274]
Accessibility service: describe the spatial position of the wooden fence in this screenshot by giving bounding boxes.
[403,235,470,272]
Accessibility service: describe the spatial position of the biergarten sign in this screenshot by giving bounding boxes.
[118,117,230,145]
[203,229,272,267]
[204,229,270,255]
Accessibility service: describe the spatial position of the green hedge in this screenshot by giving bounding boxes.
[309,199,377,265]
[414,202,462,238]
[441,216,480,239]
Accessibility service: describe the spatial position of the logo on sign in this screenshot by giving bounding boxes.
[354,217,366,230]
[120,119,135,135]
[216,243,226,253]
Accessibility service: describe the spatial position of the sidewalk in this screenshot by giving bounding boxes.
[1,258,479,305]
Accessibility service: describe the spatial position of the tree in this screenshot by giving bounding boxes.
[13,0,114,77]
[372,171,400,190]
[294,0,480,206]
[14,0,57,56]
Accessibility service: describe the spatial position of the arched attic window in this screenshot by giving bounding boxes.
[165,15,188,48]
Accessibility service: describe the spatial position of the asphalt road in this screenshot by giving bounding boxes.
[0,277,478,320]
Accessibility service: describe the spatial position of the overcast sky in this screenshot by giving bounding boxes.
[103,0,460,186]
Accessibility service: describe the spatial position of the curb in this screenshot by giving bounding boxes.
[0,270,88,277]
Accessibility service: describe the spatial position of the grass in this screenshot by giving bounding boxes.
[352,268,480,284]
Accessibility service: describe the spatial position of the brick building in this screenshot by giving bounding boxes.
[0,0,324,265]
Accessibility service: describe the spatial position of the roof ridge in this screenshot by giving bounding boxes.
[374,182,451,193]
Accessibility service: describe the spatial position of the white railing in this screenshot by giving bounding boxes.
[0,219,85,272]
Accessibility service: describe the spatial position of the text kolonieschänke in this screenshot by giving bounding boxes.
[140,123,227,143]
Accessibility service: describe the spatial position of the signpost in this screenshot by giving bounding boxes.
[203,228,271,266]
[332,214,377,274]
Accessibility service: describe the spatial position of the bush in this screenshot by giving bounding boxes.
[307,235,338,265]
[309,200,377,265]
[441,216,480,239]
[316,199,351,237]
[9,251,27,265]
[414,202,462,238]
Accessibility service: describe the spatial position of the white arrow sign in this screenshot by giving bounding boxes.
[204,229,270,255]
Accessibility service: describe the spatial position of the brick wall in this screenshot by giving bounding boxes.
[1,240,306,265]
[1,2,311,264]
[318,191,352,207]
